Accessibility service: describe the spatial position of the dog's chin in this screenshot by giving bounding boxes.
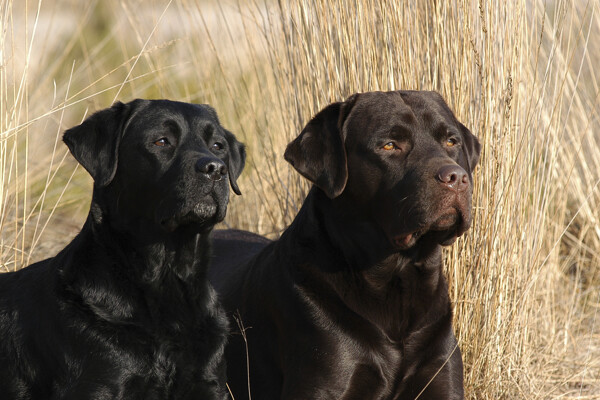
[389,210,470,251]
[160,201,225,233]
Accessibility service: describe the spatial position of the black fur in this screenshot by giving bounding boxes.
[0,99,245,399]
[211,91,480,400]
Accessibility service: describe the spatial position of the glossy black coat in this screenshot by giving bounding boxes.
[0,99,245,399]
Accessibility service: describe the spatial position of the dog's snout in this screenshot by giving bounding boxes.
[196,157,227,181]
[436,165,468,191]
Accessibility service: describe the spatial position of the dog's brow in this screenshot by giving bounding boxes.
[390,125,412,141]
[432,124,454,140]
[163,119,180,133]
[203,123,215,139]
[200,122,226,144]
[399,111,416,124]
[421,112,434,125]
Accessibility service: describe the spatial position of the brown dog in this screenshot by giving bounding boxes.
[211,91,480,400]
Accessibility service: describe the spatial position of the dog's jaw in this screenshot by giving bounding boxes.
[159,194,227,234]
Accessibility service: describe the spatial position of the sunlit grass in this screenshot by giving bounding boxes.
[1,0,599,398]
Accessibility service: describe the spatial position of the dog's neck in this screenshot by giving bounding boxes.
[284,188,450,337]
[294,188,442,271]
[59,198,215,327]
[88,192,212,284]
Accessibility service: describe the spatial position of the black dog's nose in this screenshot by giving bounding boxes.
[196,157,227,181]
[436,165,469,191]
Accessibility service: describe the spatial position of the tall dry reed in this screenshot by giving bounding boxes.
[1,0,598,398]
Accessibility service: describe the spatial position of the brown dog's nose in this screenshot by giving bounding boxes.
[436,165,469,191]
[196,157,227,181]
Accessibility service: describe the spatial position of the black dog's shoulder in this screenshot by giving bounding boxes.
[0,257,59,331]
[0,257,64,397]
[1,215,230,400]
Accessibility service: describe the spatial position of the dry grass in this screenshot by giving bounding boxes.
[1,0,599,398]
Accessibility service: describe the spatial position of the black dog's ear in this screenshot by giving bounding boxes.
[63,102,131,187]
[459,122,481,171]
[224,129,246,195]
[284,94,359,199]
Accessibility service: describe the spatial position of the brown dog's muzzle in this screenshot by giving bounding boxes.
[436,164,469,192]
[387,163,473,251]
[428,163,473,244]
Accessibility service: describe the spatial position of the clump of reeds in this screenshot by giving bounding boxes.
[1,0,598,398]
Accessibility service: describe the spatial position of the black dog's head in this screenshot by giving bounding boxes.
[285,90,480,251]
[64,99,246,234]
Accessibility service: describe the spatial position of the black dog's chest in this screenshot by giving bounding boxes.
[60,279,226,397]
[71,322,221,398]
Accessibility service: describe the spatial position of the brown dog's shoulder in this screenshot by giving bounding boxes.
[212,228,271,245]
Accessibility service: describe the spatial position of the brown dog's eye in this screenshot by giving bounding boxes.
[383,142,397,151]
[154,138,170,147]
[446,138,458,147]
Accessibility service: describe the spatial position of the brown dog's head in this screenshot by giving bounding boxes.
[64,99,246,235]
[285,91,480,251]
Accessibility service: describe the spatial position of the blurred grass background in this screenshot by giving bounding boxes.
[1,0,599,398]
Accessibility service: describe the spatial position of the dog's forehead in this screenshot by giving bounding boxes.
[348,91,458,138]
[127,100,220,134]
[398,91,457,126]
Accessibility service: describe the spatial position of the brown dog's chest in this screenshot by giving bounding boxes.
[279,321,435,400]
[275,261,453,399]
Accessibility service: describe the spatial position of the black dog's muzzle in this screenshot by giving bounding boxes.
[196,157,228,182]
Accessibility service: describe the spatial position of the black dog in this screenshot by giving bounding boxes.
[0,99,245,399]
[211,91,480,400]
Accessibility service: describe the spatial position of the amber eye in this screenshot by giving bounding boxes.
[154,138,170,147]
[383,142,396,151]
[446,138,458,147]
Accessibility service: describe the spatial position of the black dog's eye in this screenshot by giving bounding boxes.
[154,138,170,147]
[212,142,224,151]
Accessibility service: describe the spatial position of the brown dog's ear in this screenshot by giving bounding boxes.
[459,122,481,172]
[63,101,131,187]
[224,128,246,195]
[284,95,358,199]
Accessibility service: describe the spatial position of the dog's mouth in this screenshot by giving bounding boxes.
[160,198,223,233]
[391,209,468,251]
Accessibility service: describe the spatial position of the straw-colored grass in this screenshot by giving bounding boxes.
[1,0,599,398]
